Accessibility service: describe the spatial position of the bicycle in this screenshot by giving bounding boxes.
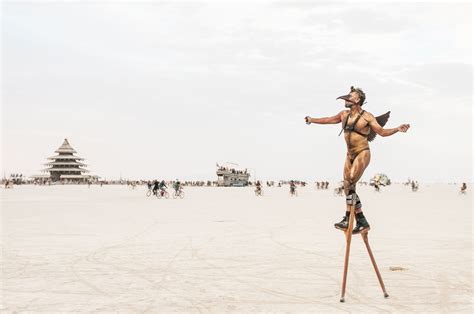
[173,189,185,199]
[157,189,169,199]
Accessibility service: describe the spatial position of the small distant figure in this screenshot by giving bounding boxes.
[173,179,185,199]
[152,180,160,196]
[374,181,380,192]
[255,180,264,196]
[290,180,297,197]
[159,180,167,192]
[460,182,467,195]
[4,180,13,189]
[411,180,419,192]
[316,182,320,190]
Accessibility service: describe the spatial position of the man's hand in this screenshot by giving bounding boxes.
[398,124,410,132]
[305,116,312,124]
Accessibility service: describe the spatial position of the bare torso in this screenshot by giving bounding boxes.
[341,110,371,160]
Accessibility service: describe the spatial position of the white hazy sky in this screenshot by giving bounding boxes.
[1,1,472,182]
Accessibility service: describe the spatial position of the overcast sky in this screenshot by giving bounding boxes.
[1,1,472,182]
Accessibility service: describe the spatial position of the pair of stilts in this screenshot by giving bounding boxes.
[339,198,389,302]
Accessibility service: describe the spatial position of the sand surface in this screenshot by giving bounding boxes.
[1,184,472,313]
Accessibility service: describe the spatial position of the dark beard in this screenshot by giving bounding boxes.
[345,103,353,108]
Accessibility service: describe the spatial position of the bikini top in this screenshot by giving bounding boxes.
[340,110,369,138]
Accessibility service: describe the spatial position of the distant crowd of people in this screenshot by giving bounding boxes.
[316,181,329,189]
[278,180,306,187]
[252,180,311,197]
[127,180,217,187]
[217,166,248,175]
[1,175,470,196]
[2,173,25,187]
[404,179,420,192]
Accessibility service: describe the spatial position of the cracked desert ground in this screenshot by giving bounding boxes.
[1,184,472,313]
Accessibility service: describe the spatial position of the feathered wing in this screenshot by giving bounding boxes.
[368,111,391,142]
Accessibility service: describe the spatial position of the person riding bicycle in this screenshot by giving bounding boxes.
[255,180,262,194]
[159,180,167,193]
[173,180,182,194]
[290,180,296,194]
[152,180,160,195]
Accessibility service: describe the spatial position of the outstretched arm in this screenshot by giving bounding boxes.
[305,111,343,125]
[366,112,410,136]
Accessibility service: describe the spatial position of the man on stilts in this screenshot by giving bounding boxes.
[305,86,410,302]
[305,86,409,233]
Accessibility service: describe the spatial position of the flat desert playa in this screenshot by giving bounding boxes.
[1,184,472,313]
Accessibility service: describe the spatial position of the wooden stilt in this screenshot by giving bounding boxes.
[339,197,389,302]
[339,203,355,303]
[361,232,389,298]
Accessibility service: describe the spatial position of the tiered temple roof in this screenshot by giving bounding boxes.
[40,139,95,182]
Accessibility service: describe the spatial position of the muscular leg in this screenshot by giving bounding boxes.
[343,156,353,214]
[335,150,371,231]
[343,150,371,212]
